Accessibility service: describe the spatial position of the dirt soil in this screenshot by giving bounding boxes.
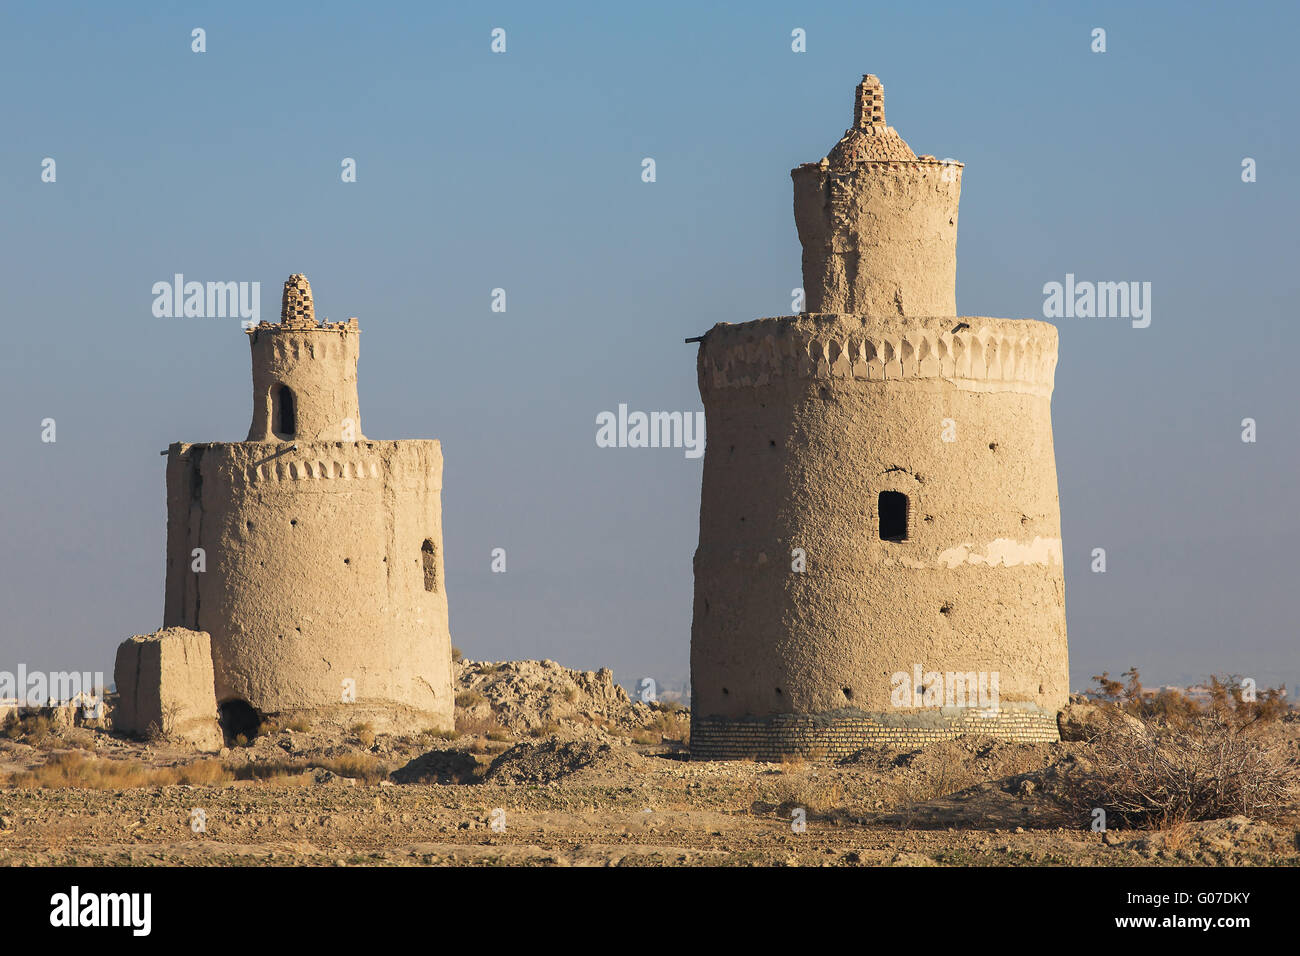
[1,661,1297,867]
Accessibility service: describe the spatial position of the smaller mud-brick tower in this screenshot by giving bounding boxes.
[163,275,452,733]
[689,76,1069,760]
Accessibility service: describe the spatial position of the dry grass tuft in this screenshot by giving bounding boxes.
[455,714,508,738]
[8,752,156,789]
[5,749,393,790]
[316,754,389,783]
[768,773,845,815]
[884,761,983,811]
[529,721,562,738]
[638,704,690,744]
[176,759,234,786]
[5,752,234,789]
[779,753,808,773]
[258,714,312,736]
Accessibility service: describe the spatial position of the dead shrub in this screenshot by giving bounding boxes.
[231,753,388,784]
[1059,708,1300,828]
[349,722,376,749]
[3,714,53,745]
[638,704,690,744]
[6,750,388,790]
[1090,668,1288,730]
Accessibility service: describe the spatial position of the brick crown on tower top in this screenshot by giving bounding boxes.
[823,74,920,166]
[853,74,886,127]
[281,274,316,328]
[247,274,358,333]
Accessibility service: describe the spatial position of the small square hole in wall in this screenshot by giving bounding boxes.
[879,491,909,541]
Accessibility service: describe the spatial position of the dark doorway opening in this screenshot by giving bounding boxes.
[274,384,297,439]
[218,699,261,741]
[879,490,909,541]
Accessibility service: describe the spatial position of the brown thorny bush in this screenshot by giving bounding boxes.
[1059,668,1299,827]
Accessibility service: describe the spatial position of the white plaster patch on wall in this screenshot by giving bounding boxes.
[936,537,1062,569]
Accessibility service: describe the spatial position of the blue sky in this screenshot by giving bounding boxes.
[1,0,1296,696]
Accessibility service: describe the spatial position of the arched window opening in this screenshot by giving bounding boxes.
[274,384,297,439]
[879,491,909,542]
[421,539,438,592]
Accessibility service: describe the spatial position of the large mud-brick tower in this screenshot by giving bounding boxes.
[163,275,453,733]
[689,76,1068,759]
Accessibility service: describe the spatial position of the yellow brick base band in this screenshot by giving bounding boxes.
[690,708,1060,761]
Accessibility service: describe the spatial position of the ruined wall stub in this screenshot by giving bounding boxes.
[113,627,223,751]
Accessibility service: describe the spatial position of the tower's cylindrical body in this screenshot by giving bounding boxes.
[688,75,1068,759]
[793,162,961,317]
[689,315,1067,758]
[245,326,364,442]
[164,440,451,729]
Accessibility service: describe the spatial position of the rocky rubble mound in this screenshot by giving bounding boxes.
[455,658,642,733]
[1136,815,1298,857]
[483,739,621,785]
[390,749,480,785]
